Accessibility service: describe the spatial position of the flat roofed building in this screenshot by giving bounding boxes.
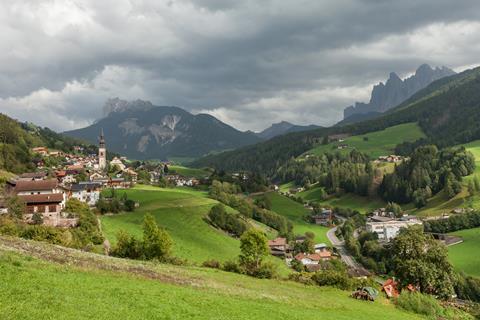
[366,219,422,241]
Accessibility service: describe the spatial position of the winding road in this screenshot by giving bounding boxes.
[326,218,362,269]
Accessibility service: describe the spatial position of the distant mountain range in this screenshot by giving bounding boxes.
[255,121,321,140]
[64,98,263,161]
[343,64,456,121]
[193,65,480,175]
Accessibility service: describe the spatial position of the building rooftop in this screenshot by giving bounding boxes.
[14,179,58,192]
[19,193,64,204]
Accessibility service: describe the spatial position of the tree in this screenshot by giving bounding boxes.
[6,195,25,219]
[142,213,173,261]
[239,229,270,276]
[391,226,455,298]
[474,176,480,192]
[386,202,403,218]
[468,180,475,197]
[31,212,44,225]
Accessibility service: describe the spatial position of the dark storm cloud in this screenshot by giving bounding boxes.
[0,0,480,131]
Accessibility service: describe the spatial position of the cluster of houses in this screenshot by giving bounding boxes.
[366,208,422,241]
[374,155,403,163]
[0,130,140,227]
[267,237,333,271]
[146,165,200,187]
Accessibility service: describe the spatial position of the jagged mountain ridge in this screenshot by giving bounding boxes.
[64,99,262,161]
[256,121,321,140]
[344,64,456,119]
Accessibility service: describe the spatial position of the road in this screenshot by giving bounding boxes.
[326,219,362,269]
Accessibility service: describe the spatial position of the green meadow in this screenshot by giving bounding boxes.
[101,185,241,263]
[298,187,386,214]
[169,165,211,178]
[448,227,480,278]
[0,238,423,320]
[306,122,425,159]
[100,185,289,274]
[265,192,330,244]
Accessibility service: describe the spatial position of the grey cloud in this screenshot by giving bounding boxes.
[0,0,480,132]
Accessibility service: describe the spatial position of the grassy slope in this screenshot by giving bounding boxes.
[0,237,423,320]
[298,187,386,214]
[265,192,330,244]
[169,165,211,178]
[448,228,480,278]
[306,123,425,159]
[100,185,289,274]
[410,140,480,217]
[101,185,241,263]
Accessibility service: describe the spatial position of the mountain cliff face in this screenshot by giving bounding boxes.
[64,98,261,160]
[256,121,321,140]
[344,64,455,119]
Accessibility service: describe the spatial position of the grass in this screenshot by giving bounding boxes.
[0,237,424,320]
[101,185,241,264]
[169,165,211,178]
[306,123,425,159]
[100,185,289,274]
[448,227,480,278]
[298,187,387,214]
[265,192,330,244]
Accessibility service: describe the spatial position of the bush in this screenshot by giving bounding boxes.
[395,292,444,318]
[254,261,277,279]
[111,230,142,259]
[311,270,352,290]
[202,259,222,269]
[222,260,242,273]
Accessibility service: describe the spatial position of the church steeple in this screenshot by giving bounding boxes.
[99,128,105,148]
[98,128,107,171]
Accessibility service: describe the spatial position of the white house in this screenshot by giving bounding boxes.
[68,182,102,206]
[110,157,126,171]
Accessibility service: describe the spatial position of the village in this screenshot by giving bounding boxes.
[0,130,200,228]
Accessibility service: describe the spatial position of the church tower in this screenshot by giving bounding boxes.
[98,129,107,171]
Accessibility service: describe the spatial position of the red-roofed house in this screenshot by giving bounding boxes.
[295,251,332,265]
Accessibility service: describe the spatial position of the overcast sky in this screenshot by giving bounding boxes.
[1,0,480,132]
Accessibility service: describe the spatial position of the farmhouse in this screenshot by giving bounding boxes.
[15,179,64,196]
[20,193,65,226]
[268,237,289,257]
[312,208,333,226]
[366,219,422,241]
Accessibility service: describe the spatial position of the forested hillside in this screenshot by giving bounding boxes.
[0,113,95,173]
[193,66,480,175]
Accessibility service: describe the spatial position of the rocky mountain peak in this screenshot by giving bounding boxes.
[103,98,154,117]
[344,64,456,120]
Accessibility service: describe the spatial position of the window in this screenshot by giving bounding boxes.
[37,205,46,213]
[27,206,35,214]
[49,205,57,213]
